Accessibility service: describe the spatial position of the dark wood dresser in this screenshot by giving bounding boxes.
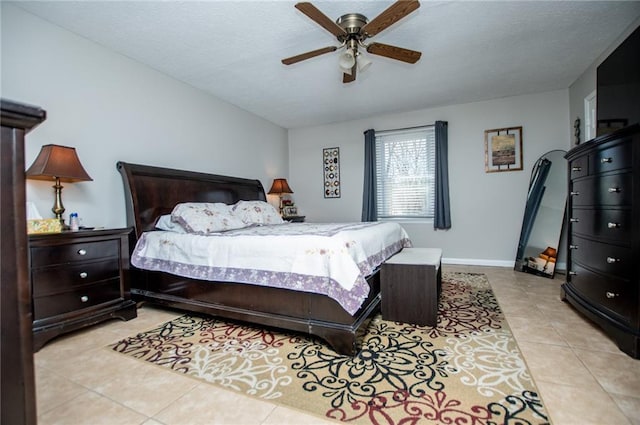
[562,124,640,358]
[29,228,137,351]
[1,99,45,425]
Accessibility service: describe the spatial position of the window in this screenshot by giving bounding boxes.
[375,125,435,220]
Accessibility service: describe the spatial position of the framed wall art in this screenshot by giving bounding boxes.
[323,147,340,198]
[484,126,523,173]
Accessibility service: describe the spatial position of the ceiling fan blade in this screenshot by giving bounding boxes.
[295,2,347,38]
[282,46,338,65]
[343,65,357,83]
[361,0,420,38]
[367,42,421,64]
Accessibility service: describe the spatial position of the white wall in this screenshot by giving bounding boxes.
[2,4,573,266]
[289,90,570,266]
[1,4,288,229]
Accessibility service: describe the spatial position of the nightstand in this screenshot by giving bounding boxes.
[29,227,137,351]
[284,215,306,222]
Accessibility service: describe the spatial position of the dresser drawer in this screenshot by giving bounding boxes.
[33,279,122,320]
[570,236,633,279]
[569,156,588,179]
[570,208,632,244]
[31,239,119,267]
[569,264,635,323]
[571,172,632,207]
[589,141,632,174]
[32,259,120,297]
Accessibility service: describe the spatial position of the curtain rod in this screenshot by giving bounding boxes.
[378,123,435,133]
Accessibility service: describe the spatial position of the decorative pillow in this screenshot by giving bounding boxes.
[232,200,284,225]
[155,215,188,233]
[170,202,246,235]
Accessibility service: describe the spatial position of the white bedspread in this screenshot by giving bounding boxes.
[131,222,411,314]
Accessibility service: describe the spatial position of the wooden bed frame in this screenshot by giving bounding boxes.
[117,161,381,355]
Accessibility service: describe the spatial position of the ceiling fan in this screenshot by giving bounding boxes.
[282,0,422,83]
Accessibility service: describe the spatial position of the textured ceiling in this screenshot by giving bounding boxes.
[12,1,640,129]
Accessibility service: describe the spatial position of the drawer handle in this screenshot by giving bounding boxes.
[605,291,618,299]
[571,166,582,172]
[607,222,620,229]
[569,244,579,250]
[570,218,579,223]
[569,271,577,276]
[601,157,613,163]
[606,257,620,264]
[80,295,89,302]
[570,191,580,196]
[79,272,88,279]
[77,249,87,256]
[607,187,621,193]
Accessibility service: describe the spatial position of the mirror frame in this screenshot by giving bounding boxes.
[514,149,567,278]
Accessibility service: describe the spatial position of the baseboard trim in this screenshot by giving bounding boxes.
[442,258,515,268]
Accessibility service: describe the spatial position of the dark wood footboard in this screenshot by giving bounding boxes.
[130,265,381,355]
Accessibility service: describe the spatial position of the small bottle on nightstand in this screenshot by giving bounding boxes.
[69,213,79,231]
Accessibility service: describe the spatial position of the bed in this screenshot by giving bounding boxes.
[117,161,410,355]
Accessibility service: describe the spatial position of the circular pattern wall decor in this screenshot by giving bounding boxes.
[323,147,340,198]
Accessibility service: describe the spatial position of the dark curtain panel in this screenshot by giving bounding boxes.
[361,129,377,221]
[434,121,451,229]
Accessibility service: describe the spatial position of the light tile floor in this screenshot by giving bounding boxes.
[34,265,640,424]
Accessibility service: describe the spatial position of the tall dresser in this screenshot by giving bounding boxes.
[1,99,46,425]
[562,124,639,358]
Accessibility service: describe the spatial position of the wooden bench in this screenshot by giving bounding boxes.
[380,248,442,327]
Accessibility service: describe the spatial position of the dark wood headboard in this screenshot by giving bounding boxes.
[117,162,266,238]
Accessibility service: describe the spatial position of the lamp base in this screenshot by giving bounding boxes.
[52,179,66,223]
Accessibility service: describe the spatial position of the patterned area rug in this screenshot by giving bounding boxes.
[110,272,549,424]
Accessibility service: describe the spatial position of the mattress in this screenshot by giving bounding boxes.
[131,221,411,314]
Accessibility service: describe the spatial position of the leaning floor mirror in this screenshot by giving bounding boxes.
[514,149,567,278]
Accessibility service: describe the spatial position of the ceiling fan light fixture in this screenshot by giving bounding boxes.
[357,54,372,72]
[283,1,421,83]
[338,47,356,73]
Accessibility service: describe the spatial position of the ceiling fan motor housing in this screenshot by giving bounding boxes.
[336,13,368,41]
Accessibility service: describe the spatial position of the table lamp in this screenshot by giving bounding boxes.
[26,144,92,225]
[541,246,557,272]
[268,178,293,215]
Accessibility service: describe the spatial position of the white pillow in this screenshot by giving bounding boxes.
[155,215,188,233]
[232,200,284,225]
[171,202,247,235]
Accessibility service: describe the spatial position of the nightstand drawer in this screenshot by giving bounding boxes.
[32,259,120,296]
[33,279,122,320]
[31,239,119,267]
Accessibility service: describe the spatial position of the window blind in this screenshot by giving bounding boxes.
[375,126,435,219]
